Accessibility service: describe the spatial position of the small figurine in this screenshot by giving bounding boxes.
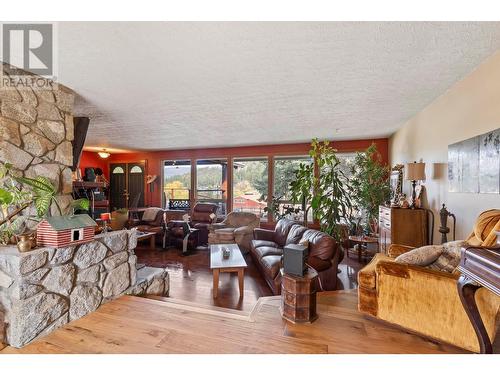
[400,194,410,208]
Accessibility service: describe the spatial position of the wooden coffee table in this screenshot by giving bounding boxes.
[210,244,247,299]
[136,231,156,249]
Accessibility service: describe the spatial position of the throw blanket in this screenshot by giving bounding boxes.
[142,207,161,222]
[466,209,500,247]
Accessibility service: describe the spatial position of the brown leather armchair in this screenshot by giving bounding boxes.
[250,218,341,294]
[165,203,218,251]
[190,203,219,245]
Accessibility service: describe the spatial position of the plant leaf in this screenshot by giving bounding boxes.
[71,198,90,211]
[0,188,13,205]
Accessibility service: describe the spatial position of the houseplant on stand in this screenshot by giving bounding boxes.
[349,143,390,235]
[289,139,352,241]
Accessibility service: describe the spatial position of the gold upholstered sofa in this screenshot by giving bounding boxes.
[358,210,500,353]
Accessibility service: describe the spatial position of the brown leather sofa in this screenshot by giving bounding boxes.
[250,219,341,294]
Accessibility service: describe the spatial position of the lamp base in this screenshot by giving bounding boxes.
[410,180,417,209]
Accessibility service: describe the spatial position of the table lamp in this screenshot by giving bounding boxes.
[406,161,426,209]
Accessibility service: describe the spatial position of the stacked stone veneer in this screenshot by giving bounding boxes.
[0,63,75,198]
[0,230,169,348]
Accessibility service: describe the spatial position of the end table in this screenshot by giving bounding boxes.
[280,267,318,324]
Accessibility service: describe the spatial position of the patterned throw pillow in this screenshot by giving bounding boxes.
[395,245,443,266]
[427,240,465,273]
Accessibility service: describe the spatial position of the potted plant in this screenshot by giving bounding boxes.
[0,163,89,250]
[289,139,352,241]
[348,144,390,235]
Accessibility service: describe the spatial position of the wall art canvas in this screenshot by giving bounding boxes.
[479,129,500,193]
[448,128,500,194]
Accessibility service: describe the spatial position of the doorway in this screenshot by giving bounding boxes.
[110,162,145,210]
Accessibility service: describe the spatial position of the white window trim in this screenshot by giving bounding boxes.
[71,228,84,242]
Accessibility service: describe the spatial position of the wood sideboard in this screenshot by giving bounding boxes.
[379,205,428,253]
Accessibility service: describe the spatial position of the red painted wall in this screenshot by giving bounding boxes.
[91,138,389,208]
[79,151,109,179]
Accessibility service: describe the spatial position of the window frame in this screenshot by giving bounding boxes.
[231,156,270,222]
[162,159,193,208]
[195,158,229,216]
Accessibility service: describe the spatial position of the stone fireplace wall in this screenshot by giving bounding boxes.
[0,63,75,198]
[0,229,169,348]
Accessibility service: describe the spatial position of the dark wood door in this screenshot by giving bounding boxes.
[127,162,145,208]
[110,163,127,210]
[109,162,145,210]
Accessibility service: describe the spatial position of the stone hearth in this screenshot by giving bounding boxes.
[0,229,169,348]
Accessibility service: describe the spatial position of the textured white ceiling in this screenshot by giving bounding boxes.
[55,22,500,151]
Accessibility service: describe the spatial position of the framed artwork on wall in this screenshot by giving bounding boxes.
[448,128,500,194]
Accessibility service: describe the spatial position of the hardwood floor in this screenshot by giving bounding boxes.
[135,243,364,311]
[1,290,468,354]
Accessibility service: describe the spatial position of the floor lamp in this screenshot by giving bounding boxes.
[406,161,426,209]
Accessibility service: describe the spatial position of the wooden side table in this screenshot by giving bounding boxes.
[280,267,318,324]
[457,245,500,354]
[348,235,379,263]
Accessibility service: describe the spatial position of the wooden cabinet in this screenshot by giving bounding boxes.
[378,205,428,253]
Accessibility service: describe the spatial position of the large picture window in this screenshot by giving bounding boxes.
[232,158,268,220]
[196,159,228,215]
[273,156,313,221]
[163,160,191,209]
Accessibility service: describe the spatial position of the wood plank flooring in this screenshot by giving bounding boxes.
[134,243,363,312]
[1,290,468,354]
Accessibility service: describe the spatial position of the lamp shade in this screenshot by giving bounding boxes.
[406,162,426,181]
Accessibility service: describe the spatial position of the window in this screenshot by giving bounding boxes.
[337,152,356,178]
[130,166,143,173]
[71,228,83,242]
[232,158,268,220]
[163,160,191,209]
[196,159,228,215]
[273,156,313,221]
[112,166,124,174]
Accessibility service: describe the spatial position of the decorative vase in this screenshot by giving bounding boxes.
[369,218,379,235]
[17,234,33,253]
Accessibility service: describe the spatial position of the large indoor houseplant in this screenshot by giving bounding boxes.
[349,143,390,234]
[289,139,352,240]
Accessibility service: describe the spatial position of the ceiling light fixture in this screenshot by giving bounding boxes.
[97,149,111,159]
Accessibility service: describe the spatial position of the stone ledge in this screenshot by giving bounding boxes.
[127,266,169,297]
[0,229,149,348]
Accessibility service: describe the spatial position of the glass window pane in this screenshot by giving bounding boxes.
[130,166,143,173]
[163,160,191,208]
[273,156,313,222]
[337,152,356,178]
[196,159,228,215]
[112,166,124,174]
[232,158,268,220]
[273,156,312,200]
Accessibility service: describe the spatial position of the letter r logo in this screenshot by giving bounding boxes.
[1,23,54,76]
